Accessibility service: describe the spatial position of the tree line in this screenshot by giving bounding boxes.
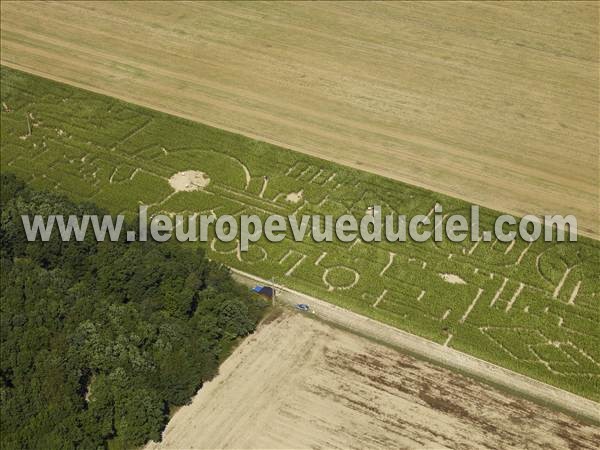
[0,173,266,449]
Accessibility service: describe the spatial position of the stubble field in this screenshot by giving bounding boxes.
[146,311,600,449]
[1,1,598,237]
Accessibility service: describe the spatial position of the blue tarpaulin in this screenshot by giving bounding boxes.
[251,285,274,299]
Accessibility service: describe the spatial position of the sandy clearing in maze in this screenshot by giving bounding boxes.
[439,273,467,285]
[285,189,303,204]
[145,311,599,450]
[168,170,210,192]
[1,1,597,238]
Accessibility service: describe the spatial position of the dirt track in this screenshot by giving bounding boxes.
[146,311,599,449]
[1,1,597,237]
[231,269,600,425]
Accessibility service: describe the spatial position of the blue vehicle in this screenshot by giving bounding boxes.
[295,303,310,312]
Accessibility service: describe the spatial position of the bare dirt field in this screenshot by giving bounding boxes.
[145,310,599,450]
[1,1,598,238]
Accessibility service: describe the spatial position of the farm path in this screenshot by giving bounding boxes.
[231,269,600,424]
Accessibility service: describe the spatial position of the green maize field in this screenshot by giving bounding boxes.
[1,66,598,400]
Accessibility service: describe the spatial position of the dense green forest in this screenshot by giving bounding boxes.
[0,173,266,449]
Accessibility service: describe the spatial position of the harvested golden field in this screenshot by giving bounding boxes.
[1,1,598,237]
[145,311,599,449]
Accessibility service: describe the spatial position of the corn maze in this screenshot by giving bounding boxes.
[1,67,599,400]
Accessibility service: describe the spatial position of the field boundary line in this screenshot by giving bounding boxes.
[230,267,600,423]
[2,60,597,241]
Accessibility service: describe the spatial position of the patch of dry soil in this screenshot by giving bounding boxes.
[439,273,467,285]
[168,170,210,192]
[285,190,303,204]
